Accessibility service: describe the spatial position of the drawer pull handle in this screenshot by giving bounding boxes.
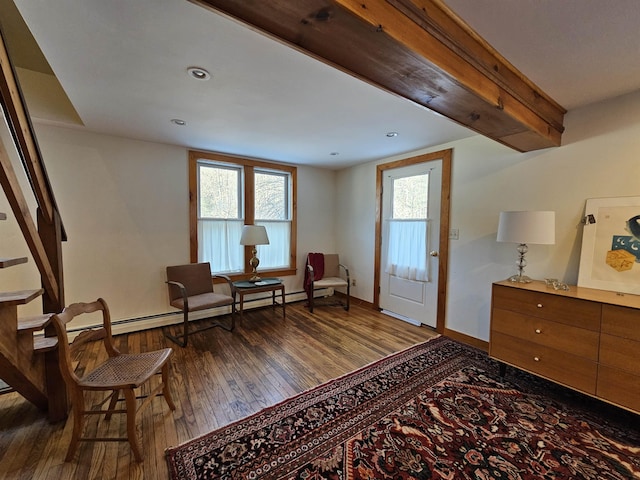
[535,329,542,334]
[534,356,540,362]
[537,303,543,308]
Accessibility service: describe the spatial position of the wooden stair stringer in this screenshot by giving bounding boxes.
[0,289,49,410]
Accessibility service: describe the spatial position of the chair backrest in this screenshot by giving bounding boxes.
[323,254,341,277]
[166,262,214,301]
[50,298,117,386]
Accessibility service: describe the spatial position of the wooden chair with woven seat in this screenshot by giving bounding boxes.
[164,262,236,347]
[50,298,175,463]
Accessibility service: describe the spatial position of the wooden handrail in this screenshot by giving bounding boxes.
[0,30,57,226]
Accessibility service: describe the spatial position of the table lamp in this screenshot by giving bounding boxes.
[497,210,555,283]
[240,225,270,282]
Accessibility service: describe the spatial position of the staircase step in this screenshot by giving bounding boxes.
[0,379,13,395]
[18,314,54,333]
[33,336,58,353]
[0,257,28,268]
[0,289,44,307]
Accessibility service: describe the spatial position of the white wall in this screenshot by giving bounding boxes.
[0,125,337,326]
[3,90,639,339]
[335,160,378,300]
[336,89,640,341]
[293,167,338,285]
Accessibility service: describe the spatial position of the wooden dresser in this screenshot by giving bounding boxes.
[490,280,640,414]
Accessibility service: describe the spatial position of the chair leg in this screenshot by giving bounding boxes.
[181,308,189,346]
[164,309,188,347]
[211,302,235,331]
[165,306,236,346]
[161,363,176,411]
[124,389,143,463]
[104,390,120,421]
[65,390,85,462]
[345,283,350,311]
[210,318,234,331]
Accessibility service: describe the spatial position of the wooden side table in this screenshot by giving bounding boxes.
[233,278,285,318]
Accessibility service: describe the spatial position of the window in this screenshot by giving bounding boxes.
[254,170,291,269]
[386,172,429,281]
[190,150,297,278]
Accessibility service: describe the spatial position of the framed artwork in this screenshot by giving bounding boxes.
[578,196,640,294]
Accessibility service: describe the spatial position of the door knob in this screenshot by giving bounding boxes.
[429,251,439,257]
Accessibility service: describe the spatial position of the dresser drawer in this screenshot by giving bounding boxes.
[599,333,640,376]
[601,304,640,341]
[492,284,601,330]
[491,332,597,394]
[597,365,640,413]
[491,309,599,360]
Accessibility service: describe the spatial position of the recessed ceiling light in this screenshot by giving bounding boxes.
[171,118,186,126]
[187,66,211,81]
[386,132,399,137]
[330,152,340,156]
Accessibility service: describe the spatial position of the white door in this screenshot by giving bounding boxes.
[379,160,441,327]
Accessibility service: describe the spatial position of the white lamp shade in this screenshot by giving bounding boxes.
[497,211,555,245]
[239,225,270,245]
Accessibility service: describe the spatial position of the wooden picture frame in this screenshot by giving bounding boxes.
[578,196,640,294]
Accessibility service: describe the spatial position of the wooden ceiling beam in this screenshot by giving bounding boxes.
[191,0,565,152]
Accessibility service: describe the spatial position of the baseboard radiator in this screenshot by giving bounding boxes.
[62,288,334,337]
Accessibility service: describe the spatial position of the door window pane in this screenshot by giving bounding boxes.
[386,220,428,281]
[392,173,429,219]
[387,173,429,281]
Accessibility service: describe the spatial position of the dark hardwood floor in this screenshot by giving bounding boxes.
[0,301,437,479]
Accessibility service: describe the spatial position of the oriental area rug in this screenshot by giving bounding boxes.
[166,336,640,480]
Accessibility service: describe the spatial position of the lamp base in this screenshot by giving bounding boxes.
[508,274,532,283]
[248,248,261,282]
[508,243,532,283]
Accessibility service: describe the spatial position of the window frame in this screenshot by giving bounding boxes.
[189,150,297,280]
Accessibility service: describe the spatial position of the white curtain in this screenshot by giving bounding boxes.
[256,221,290,269]
[198,219,244,273]
[386,219,429,281]
[198,219,290,273]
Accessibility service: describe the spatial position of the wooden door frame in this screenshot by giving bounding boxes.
[374,149,452,334]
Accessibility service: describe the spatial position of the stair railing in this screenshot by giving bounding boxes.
[0,27,67,420]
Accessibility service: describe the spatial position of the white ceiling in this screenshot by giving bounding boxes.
[12,0,640,170]
[447,0,640,110]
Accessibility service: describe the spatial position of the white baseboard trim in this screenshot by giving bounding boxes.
[62,288,333,338]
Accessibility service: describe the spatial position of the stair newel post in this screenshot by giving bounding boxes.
[37,207,68,421]
[37,207,64,311]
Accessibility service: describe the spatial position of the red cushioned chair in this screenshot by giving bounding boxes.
[305,253,350,313]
